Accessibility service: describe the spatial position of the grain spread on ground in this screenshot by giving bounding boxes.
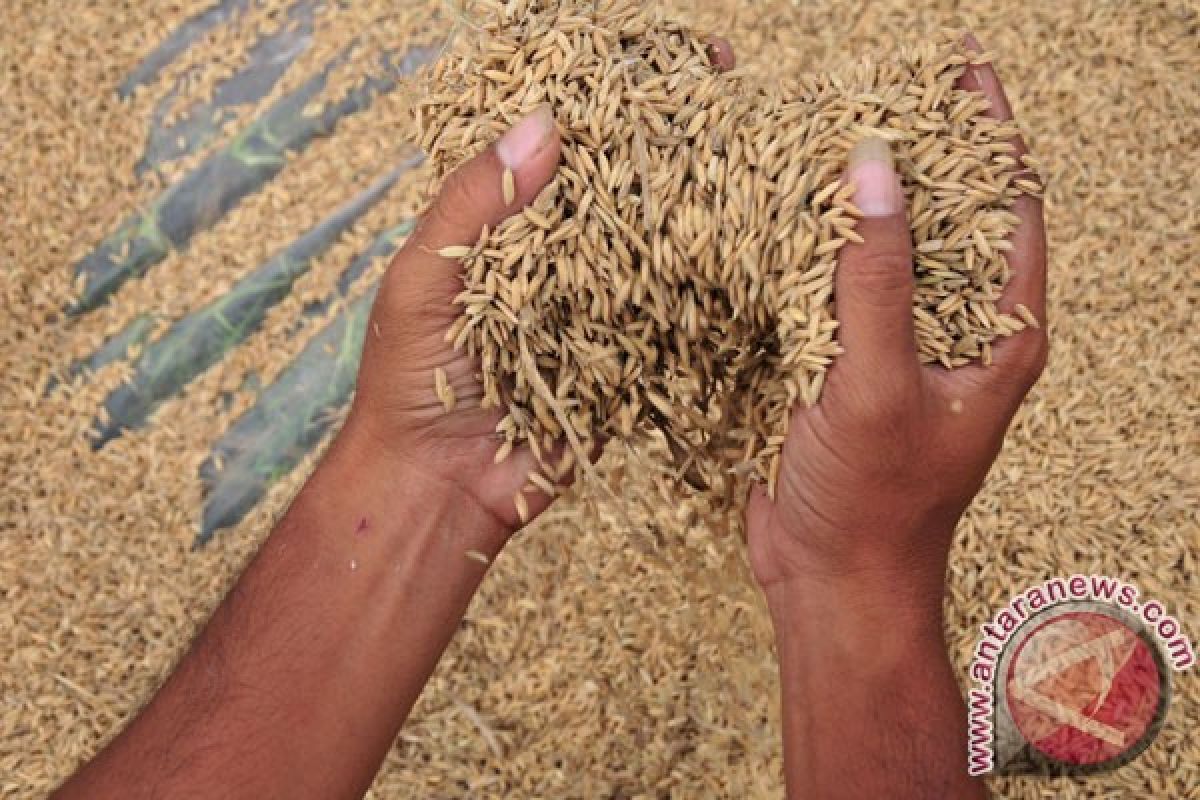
[1,0,1195,796]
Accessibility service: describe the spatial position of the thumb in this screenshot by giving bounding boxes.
[412,104,561,253]
[391,106,564,326]
[834,137,918,369]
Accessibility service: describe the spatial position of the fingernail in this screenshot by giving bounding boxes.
[847,136,901,217]
[496,105,555,169]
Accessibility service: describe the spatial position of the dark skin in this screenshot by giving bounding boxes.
[57,36,1045,799]
[746,35,1046,798]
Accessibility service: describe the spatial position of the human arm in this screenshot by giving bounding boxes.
[56,36,739,798]
[745,38,1047,799]
[54,107,564,800]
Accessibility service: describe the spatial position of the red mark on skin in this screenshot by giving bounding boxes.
[355,517,369,537]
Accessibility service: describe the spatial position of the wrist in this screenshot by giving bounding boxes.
[752,502,958,618]
[767,571,983,800]
[766,576,960,743]
[327,413,513,553]
[135,409,514,800]
[763,571,949,660]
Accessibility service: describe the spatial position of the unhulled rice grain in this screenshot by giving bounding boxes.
[415,0,1041,505]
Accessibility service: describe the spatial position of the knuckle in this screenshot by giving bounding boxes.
[379,247,459,324]
[841,372,922,427]
[845,250,914,297]
[855,405,900,440]
[428,166,487,232]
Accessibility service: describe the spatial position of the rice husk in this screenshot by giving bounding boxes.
[416,0,1039,504]
[0,0,1196,797]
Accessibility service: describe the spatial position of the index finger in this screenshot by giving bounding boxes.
[957,33,1048,324]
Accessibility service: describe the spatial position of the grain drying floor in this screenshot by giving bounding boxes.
[1,0,1197,797]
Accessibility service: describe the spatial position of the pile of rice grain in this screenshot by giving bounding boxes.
[416,0,1042,503]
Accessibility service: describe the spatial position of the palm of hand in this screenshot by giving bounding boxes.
[352,244,551,532]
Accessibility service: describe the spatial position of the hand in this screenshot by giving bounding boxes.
[745,39,1048,613]
[345,106,563,537]
[344,39,737,538]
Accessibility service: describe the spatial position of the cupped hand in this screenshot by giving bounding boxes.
[343,38,736,537]
[345,106,562,534]
[746,37,1048,611]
